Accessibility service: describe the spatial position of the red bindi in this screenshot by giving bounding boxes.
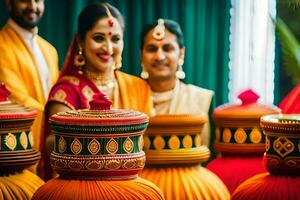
[108,32,112,36]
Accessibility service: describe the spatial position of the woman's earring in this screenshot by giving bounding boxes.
[176,58,185,79]
[74,47,85,74]
[140,68,149,79]
[114,56,122,70]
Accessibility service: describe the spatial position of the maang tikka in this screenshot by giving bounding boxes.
[104,3,114,27]
[103,4,122,70]
[152,19,165,40]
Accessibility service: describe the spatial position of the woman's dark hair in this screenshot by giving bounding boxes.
[78,3,125,40]
[140,19,185,49]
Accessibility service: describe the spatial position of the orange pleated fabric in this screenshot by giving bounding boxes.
[32,177,164,200]
[0,170,44,200]
[140,165,230,200]
[232,173,300,200]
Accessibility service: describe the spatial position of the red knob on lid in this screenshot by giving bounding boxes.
[89,93,112,110]
[238,89,260,105]
[0,83,11,102]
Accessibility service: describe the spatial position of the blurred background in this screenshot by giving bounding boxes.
[277,0,300,105]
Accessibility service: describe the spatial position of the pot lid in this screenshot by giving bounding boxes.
[0,83,37,120]
[260,114,300,132]
[148,114,207,126]
[50,93,148,126]
[213,89,280,120]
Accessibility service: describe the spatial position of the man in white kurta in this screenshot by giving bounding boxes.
[152,79,213,146]
[140,19,214,147]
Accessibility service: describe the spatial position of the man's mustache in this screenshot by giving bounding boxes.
[153,61,169,66]
[23,9,40,16]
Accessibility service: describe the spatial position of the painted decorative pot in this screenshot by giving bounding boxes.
[143,114,210,165]
[50,107,149,180]
[260,114,300,175]
[213,89,280,155]
[0,83,39,174]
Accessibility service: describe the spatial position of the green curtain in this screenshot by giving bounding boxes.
[0,0,230,107]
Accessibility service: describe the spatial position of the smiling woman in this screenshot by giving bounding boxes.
[38,3,153,181]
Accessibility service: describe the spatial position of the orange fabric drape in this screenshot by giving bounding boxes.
[0,24,59,151]
[32,177,164,200]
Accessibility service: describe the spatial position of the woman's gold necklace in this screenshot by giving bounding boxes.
[84,69,115,98]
